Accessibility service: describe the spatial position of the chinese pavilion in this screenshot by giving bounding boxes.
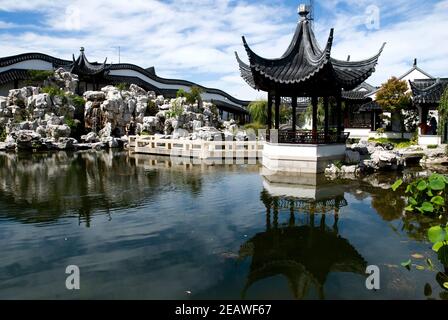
[235,4,385,173]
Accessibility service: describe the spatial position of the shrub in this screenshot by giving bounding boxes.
[176,89,187,98]
[376,127,385,136]
[176,86,203,105]
[347,138,360,145]
[25,70,54,86]
[333,160,344,169]
[65,117,83,140]
[166,99,184,119]
[187,86,203,105]
[427,144,439,149]
[146,100,158,117]
[116,83,129,91]
[0,126,6,142]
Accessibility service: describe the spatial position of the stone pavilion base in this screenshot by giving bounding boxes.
[262,142,346,174]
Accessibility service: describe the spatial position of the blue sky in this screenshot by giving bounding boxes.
[0,0,447,100]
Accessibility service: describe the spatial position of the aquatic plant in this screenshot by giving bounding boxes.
[428,225,448,265]
[392,173,447,215]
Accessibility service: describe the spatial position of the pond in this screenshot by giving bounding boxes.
[0,151,447,300]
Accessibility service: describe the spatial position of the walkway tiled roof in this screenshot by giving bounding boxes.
[410,78,448,104]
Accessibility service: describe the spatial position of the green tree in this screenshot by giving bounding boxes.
[248,100,291,126]
[376,77,412,112]
[248,100,268,124]
[376,77,412,134]
[438,87,448,141]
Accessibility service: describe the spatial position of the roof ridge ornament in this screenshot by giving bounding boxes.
[298,4,310,20]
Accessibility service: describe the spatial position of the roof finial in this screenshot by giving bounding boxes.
[413,58,417,67]
[298,4,310,20]
[80,47,85,52]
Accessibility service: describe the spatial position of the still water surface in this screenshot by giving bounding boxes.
[0,151,446,299]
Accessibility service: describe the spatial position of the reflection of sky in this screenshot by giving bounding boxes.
[0,154,444,300]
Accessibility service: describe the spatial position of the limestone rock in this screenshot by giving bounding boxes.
[83,91,106,101]
[345,150,361,164]
[81,132,99,143]
[48,124,71,140]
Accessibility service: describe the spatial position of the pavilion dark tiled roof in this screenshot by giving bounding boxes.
[410,78,448,104]
[67,47,110,76]
[236,10,385,96]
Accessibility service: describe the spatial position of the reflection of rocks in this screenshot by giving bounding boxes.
[0,151,210,226]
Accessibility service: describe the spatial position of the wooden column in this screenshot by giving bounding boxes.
[311,96,318,142]
[418,105,429,135]
[291,96,297,133]
[336,95,342,142]
[323,97,329,142]
[371,111,376,131]
[275,94,280,130]
[267,92,273,130]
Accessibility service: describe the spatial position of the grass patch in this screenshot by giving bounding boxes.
[368,137,415,149]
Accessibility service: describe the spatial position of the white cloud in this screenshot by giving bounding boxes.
[0,0,447,100]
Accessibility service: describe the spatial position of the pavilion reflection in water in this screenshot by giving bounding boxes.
[239,172,367,299]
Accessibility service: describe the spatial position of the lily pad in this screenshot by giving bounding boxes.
[431,196,445,206]
[429,176,445,191]
[432,241,444,252]
[417,180,428,191]
[391,179,403,192]
[415,265,425,271]
[401,259,411,268]
[428,226,446,243]
[405,184,413,194]
[409,197,418,206]
[420,202,434,213]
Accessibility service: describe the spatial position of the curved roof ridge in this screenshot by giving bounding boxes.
[331,43,386,68]
[0,52,71,68]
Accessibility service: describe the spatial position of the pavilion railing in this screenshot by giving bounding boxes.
[267,130,350,145]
